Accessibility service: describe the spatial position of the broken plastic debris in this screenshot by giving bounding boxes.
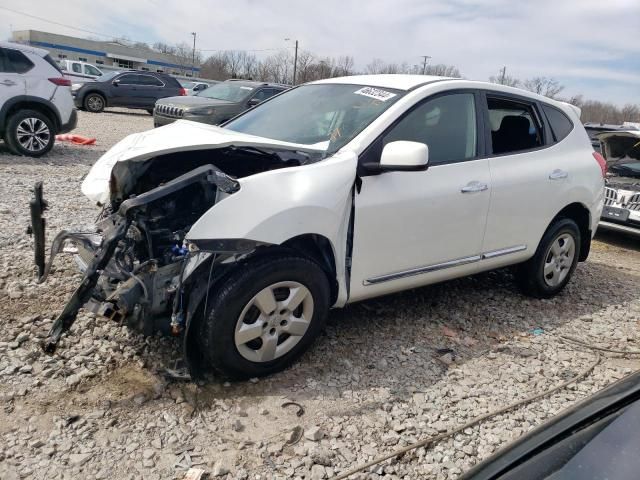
[182,467,206,480]
[530,328,545,336]
[55,134,96,145]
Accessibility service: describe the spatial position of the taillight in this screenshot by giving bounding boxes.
[179,88,187,96]
[592,151,607,177]
[48,77,71,86]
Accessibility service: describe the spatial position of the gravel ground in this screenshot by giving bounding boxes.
[1,109,639,480]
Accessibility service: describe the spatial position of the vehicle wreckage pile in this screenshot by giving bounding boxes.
[1,110,640,480]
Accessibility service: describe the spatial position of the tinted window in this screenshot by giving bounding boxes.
[5,49,34,74]
[251,88,281,102]
[488,97,543,154]
[44,55,62,73]
[117,74,142,85]
[137,75,164,86]
[543,104,573,142]
[71,63,82,73]
[384,93,477,165]
[0,48,10,73]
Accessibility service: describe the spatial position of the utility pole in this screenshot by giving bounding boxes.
[285,38,299,85]
[420,55,431,75]
[500,66,506,84]
[191,32,197,77]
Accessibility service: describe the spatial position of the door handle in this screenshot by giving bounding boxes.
[549,169,568,180]
[461,181,488,193]
[0,80,16,86]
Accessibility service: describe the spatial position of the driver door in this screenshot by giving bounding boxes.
[349,91,492,302]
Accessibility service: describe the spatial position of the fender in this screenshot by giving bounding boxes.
[186,150,358,306]
[0,95,62,131]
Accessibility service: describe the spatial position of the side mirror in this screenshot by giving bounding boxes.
[247,98,261,107]
[112,79,120,86]
[365,141,429,172]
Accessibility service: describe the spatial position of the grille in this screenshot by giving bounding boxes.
[155,104,184,118]
[604,187,618,206]
[628,193,640,211]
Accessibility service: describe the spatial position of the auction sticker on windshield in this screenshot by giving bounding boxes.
[354,86,397,101]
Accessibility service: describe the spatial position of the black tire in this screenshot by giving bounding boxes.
[198,253,330,379]
[516,218,581,298]
[84,93,105,113]
[4,109,55,157]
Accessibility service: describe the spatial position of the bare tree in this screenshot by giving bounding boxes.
[522,77,564,98]
[426,64,461,78]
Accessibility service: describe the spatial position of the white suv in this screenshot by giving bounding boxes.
[33,75,604,378]
[0,41,77,157]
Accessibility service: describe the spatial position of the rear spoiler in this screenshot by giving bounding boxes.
[558,101,581,120]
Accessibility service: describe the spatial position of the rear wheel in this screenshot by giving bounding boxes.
[4,110,55,157]
[516,218,580,298]
[84,93,105,113]
[198,254,330,379]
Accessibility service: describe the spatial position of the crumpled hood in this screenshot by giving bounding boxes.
[81,120,324,204]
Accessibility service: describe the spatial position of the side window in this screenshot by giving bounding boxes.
[84,65,101,76]
[137,75,164,86]
[250,89,270,102]
[383,93,477,165]
[487,97,543,155]
[0,48,10,73]
[117,74,141,85]
[5,49,35,74]
[71,63,82,73]
[542,104,573,142]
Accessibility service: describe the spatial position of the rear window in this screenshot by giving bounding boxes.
[44,55,63,73]
[5,49,35,74]
[543,104,573,142]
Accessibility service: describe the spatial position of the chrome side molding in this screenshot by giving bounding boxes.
[364,245,527,285]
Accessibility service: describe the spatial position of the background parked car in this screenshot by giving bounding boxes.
[0,41,76,157]
[57,59,103,83]
[179,80,214,95]
[584,122,635,152]
[153,80,288,127]
[74,70,185,114]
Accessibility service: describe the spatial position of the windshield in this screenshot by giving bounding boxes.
[225,84,404,153]
[602,134,640,177]
[196,83,255,102]
[97,71,121,82]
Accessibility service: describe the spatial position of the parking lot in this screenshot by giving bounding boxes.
[1,110,639,479]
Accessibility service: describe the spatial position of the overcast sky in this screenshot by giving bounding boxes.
[2,0,639,105]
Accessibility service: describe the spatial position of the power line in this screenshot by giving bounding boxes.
[1,5,296,55]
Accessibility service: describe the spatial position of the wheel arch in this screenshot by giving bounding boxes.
[0,96,61,132]
[550,202,592,262]
[82,90,108,108]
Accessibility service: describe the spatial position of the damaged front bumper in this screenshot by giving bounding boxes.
[600,186,640,236]
[28,164,243,364]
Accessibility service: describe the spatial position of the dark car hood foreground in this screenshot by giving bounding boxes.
[461,371,640,480]
[156,95,235,108]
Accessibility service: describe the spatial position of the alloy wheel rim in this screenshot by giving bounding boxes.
[543,233,575,287]
[16,118,50,152]
[87,96,103,111]
[234,281,314,363]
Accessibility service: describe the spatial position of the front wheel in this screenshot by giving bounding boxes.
[516,218,581,298]
[84,93,105,113]
[198,254,330,379]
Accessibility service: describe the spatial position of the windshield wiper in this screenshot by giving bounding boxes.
[227,145,281,158]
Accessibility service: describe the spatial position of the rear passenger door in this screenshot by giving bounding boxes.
[0,48,27,109]
[481,92,561,265]
[136,74,167,107]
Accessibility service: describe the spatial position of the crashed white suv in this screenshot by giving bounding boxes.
[32,75,604,378]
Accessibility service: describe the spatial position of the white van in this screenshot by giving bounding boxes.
[58,59,103,83]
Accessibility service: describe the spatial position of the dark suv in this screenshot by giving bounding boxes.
[74,71,185,114]
[153,80,288,127]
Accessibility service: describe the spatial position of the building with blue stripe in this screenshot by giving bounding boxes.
[11,30,200,76]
